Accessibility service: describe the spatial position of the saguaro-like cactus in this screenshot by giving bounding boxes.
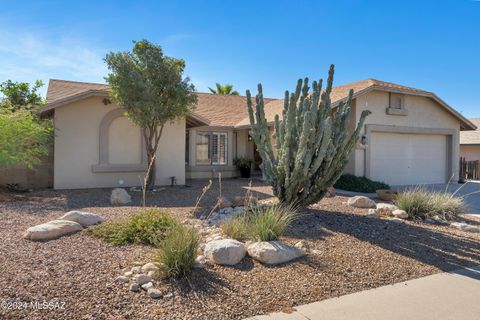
[247,65,370,207]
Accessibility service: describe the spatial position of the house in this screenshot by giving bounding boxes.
[460,118,480,161]
[37,78,476,189]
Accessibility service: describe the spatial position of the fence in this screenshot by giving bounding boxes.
[459,157,480,181]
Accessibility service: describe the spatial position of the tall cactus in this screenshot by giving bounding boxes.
[247,65,370,207]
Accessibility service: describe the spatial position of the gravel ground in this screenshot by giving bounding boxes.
[1,179,479,320]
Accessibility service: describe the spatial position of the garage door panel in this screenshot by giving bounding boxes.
[370,132,447,186]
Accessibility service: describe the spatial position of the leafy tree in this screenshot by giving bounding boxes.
[0,80,45,112]
[0,110,52,168]
[247,65,370,207]
[208,83,239,95]
[105,39,197,187]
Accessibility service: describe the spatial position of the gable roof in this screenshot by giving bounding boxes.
[39,78,476,131]
[460,118,480,145]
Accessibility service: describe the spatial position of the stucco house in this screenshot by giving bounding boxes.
[37,78,476,190]
[460,118,480,161]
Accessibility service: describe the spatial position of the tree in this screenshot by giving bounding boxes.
[247,65,370,207]
[0,110,52,168]
[208,83,239,95]
[0,80,45,112]
[105,39,197,187]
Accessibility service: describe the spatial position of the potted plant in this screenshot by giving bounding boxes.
[234,157,253,178]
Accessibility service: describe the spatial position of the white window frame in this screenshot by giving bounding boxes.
[195,131,228,166]
[212,132,228,165]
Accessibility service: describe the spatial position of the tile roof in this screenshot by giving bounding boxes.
[460,118,480,144]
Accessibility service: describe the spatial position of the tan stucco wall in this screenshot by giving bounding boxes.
[352,91,461,183]
[54,97,185,189]
[460,145,480,161]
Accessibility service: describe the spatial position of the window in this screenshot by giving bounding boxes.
[389,93,404,109]
[196,132,227,165]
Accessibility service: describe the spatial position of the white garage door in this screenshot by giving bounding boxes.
[370,132,448,186]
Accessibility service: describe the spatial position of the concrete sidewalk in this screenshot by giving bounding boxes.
[247,265,480,320]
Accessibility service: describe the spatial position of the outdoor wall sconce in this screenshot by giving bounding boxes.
[360,135,368,146]
[248,135,253,142]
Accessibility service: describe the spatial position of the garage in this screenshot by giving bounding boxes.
[369,132,448,186]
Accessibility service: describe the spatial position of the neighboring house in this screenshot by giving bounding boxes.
[37,79,476,190]
[460,118,480,161]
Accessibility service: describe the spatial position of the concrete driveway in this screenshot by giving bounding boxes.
[394,181,480,215]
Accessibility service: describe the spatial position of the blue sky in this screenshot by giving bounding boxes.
[0,0,479,117]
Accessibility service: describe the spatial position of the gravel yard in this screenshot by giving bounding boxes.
[1,179,479,320]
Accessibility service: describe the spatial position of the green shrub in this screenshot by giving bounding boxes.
[394,186,464,220]
[155,224,199,279]
[86,209,178,245]
[247,204,297,241]
[334,174,390,193]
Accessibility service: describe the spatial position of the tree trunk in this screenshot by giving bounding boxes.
[143,125,164,189]
[146,150,156,189]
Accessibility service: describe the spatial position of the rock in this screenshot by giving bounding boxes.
[216,196,233,209]
[347,196,376,208]
[294,240,310,250]
[389,218,405,223]
[115,276,129,284]
[141,282,153,290]
[212,235,223,241]
[142,262,159,273]
[392,209,409,219]
[124,271,133,277]
[131,266,141,273]
[451,222,480,233]
[135,274,151,285]
[133,261,143,266]
[147,288,163,299]
[147,270,160,278]
[232,206,245,215]
[204,239,246,265]
[247,241,306,265]
[311,249,322,255]
[110,188,131,205]
[367,208,377,216]
[164,292,174,299]
[129,283,141,292]
[23,220,83,241]
[193,255,206,268]
[376,203,398,216]
[325,186,336,198]
[218,207,234,215]
[58,210,103,227]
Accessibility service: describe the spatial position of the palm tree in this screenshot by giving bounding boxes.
[208,83,239,95]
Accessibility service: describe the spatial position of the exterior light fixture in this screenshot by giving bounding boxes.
[248,135,253,142]
[360,135,368,146]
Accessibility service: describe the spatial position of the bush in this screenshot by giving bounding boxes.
[394,186,464,220]
[221,216,249,241]
[86,209,178,245]
[155,224,199,279]
[334,174,390,193]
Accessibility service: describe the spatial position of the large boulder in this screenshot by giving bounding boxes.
[376,203,399,216]
[247,241,306,265]
[451,222,480,233]
[392,209,409,219]
[204,239,246,265]
[58,211,103,227]
[24,220,83,241]
[347,196,376,208]
[110,188,131,205]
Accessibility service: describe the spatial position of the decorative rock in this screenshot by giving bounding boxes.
[141,282,153,290]
[347,196,376,208]
[193,255,206,268]
[115,276,129,284]
[212,235,223,241]
[451,222,480,233]
[164,292,174,299]
[131,266,141,273]
[325,186,336,198]
[124,271,133,277]
[58,210,103,227]
[389,217,405,223]
[367,208,377,216]
[129,283,141,292]
[135,274,151,285]
[392,209,409,219]
[294,240,310,250]
[23,220,83,241]
[142,262,159,273]
[204,239,246,265]
[311,249,322,255]
[110,188,131,205]
[147,270,160,278]
[216,196,233,209]
[147,288,163,299]
[376,203,398,216]
[247,241,306,265]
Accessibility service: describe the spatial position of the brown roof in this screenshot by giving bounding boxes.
[460,118,480,144]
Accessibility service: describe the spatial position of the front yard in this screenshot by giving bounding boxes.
[1,179,479,320]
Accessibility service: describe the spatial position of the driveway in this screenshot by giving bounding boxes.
[395,181,480,215]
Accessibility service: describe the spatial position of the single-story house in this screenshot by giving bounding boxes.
[37,78,476,189]
[460,118,480,161]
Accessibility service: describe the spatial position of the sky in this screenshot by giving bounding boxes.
[0,0,479,117]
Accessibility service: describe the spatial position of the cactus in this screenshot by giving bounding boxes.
[247,65,370,207]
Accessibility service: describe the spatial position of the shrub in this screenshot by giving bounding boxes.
[86,209,178,245]
[334,174,390,193]
[221,215,249,241]
[394,186,464,220]
[155,224,199,279]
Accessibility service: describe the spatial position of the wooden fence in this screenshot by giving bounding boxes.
[459,157,480,181]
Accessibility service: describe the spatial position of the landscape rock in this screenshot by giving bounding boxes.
[376,203,398,216]
[23,220,83,241]
[193,255,206,268]
[110,188,131,205]
[141,282,153,290]
[392,209,409,219]
[216,196,233,209]
[204,239,246,265]
[129,283,141,292]
[115,276,129,284]
[58,210,103,227]
[347,196,376,209]
[247,241,306,265]
[141,262,159,273]
[451,222,480,233]
[135,274,151,285]
[147,270,160,279]
[294,240,310,251]
[124,271,133,277]
[131,266,141,274]
[147,288,163,299]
